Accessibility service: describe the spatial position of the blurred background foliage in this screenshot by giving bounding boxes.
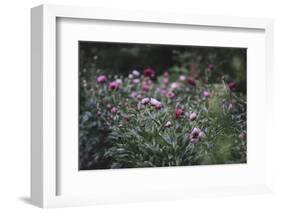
[79,42,246,93]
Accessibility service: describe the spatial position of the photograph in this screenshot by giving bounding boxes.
[79,41,247,170]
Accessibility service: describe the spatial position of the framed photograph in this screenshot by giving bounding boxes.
[31,4,274,208]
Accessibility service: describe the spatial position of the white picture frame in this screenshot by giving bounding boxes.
[31,4,274,208]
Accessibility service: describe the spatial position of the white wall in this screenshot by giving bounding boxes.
[0,0,280,212]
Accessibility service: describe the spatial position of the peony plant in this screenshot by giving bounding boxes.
[79,67,246,170]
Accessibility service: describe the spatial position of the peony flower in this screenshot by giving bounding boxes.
[132,70,140,77]
[130,91,138,98]
[111,107,118,113]
[109,81,120,90]
[141,97,150,105]
[128,74,133,79]
[144,68,156,77]
[190,128,204,143]
[179,75,187,81]
[150,98,162,109]
[198,131,205,139]
[142,83,150,92]
[154,103,162,110]
[203,90,211,97]
[132,79,140,84]
[187,78,196,86]
[163,78,169,86]
[166,91,175,99]
[175,108,184,119]
[165,121,172,128]
[115,79,122,85]
[189,112,197,121]
[97,75,107,83]
[136,94,142,100]
[171,82,181,90]
[228,82,238,91]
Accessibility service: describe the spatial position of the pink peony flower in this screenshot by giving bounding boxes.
[136,94,142,100]
[166,91,175,99]
[187,78,196,86]
[111,107,118,113]
[228,82,238,91]
[142,83,150,92]
[171,82,181,90]
[132,79,140,84]
[141,97,150,105]
[163,78,169,86]
[144,68,156,77]
[154,103,162,110]
[189,112,197,121]
[175,108,184,119]
[97,75,108,83]
[150,98,162,109]
[179,75,187,81]
[109,81,120,90]
[203,90,211,97]
[130,91,138,98]
[198,131,205,139]
[190,128,204,143]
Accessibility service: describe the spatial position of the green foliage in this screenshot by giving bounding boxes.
[79,72,246,169]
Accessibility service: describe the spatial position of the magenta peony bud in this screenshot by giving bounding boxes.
[109,81,120,90]
[175,108,184,119]
[144,68,156,77]
[187,78,196,86]
[97,75,107,83]
[228,82,238,91]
